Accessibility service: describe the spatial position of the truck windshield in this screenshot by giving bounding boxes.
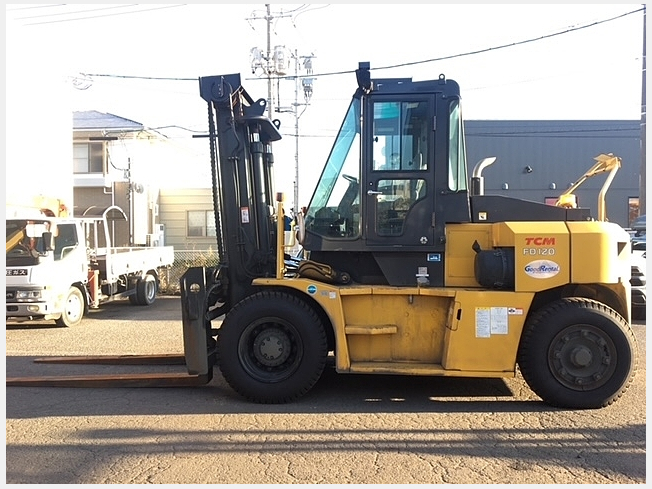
[305,96,361,238]
[6,219,77,264]
[6,219,50,263]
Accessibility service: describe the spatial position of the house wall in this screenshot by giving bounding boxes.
[74,183,131,247]
[73,128,164,246]
[159,188,217,251]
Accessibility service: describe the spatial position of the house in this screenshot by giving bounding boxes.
[158,187,217,251]
[73,111,168,247]
[73,110,218,252]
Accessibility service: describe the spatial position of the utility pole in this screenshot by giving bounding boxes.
[248,6,315,214]
[277,51,314,213]
[293,51,300,214]
[265,4,272,118]
[290,51,315,213]
[127,157,133,246]
[247,4,292,119]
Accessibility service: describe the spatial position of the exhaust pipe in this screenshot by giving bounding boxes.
[470,157,496,196]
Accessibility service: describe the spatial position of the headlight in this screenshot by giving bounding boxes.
[15,290,42,301]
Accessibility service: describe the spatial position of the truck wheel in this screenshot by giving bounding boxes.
[218,290,328,403]
[55,287,85,327]
[517,298,637,409]
[135,274,157,306]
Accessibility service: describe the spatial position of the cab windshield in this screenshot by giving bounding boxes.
[6,219,78,265]
[6,219,51,265]
[305,96,361,238]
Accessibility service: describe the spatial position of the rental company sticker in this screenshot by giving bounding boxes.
[307,284,317,295]
[524,260,560,279]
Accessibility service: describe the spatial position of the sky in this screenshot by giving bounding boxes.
[5,3,646,207]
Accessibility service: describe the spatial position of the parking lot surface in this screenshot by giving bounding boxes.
[6,296,646,484]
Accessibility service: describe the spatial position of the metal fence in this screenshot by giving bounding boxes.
[158,250,220,295]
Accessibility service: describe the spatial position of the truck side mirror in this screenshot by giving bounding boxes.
[42,231,55,251]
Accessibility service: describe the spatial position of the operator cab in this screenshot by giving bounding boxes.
[301,62,471,286]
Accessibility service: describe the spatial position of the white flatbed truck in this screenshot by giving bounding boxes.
[6,205,174,326]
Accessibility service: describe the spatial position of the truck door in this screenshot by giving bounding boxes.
[364,96,438,248]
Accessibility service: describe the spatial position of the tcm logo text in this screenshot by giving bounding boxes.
[525,237,555,246]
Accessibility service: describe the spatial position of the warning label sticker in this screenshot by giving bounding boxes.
[475,307,509,337]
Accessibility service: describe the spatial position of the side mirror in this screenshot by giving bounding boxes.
[42,231,55,251]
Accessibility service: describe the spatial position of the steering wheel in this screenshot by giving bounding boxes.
[342,174,358,184]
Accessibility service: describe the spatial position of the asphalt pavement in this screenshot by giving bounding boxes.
[5,295,646,484]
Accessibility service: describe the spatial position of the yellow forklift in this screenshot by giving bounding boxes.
[8,63,637,409]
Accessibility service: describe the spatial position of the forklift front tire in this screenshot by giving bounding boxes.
[218,290,328,403]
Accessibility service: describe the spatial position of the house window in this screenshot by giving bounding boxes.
[73,142,104,173]
[187,210,216,237]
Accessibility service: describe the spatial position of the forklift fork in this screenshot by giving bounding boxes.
[7,267,217,389]
[6,353,213,388]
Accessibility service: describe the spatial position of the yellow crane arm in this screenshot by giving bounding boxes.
[555,153,621,221]
[6,229,25,253]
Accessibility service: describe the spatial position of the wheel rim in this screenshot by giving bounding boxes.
[145,279,156,301]
[65,292,83,323]
[548,323,617,391]
[238,318,303,383]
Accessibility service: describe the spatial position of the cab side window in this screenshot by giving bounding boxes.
[372,100,429,236]
[372,101,429,172]
[54,224,78,260]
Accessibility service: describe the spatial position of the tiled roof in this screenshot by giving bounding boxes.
[73,110,144,131]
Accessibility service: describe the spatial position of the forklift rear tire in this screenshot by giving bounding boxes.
[55,286,85,327]
[517,297,637,409]
[135,274,157,306]
[218,290,328,403]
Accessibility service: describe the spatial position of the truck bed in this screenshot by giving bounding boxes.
[95,246,175,282]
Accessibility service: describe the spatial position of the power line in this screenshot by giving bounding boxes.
[290,6,645,80]
[12,4,186,26]
[13,4,141,20]
[6,4,67,12]
[75,7,643,83]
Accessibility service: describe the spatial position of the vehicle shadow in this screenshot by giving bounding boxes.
[6,323,62,331]
[7,353,552,418]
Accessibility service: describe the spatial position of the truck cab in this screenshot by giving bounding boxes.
[6,216,89,326]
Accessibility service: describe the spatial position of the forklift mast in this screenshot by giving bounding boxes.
[197,73,283,312]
